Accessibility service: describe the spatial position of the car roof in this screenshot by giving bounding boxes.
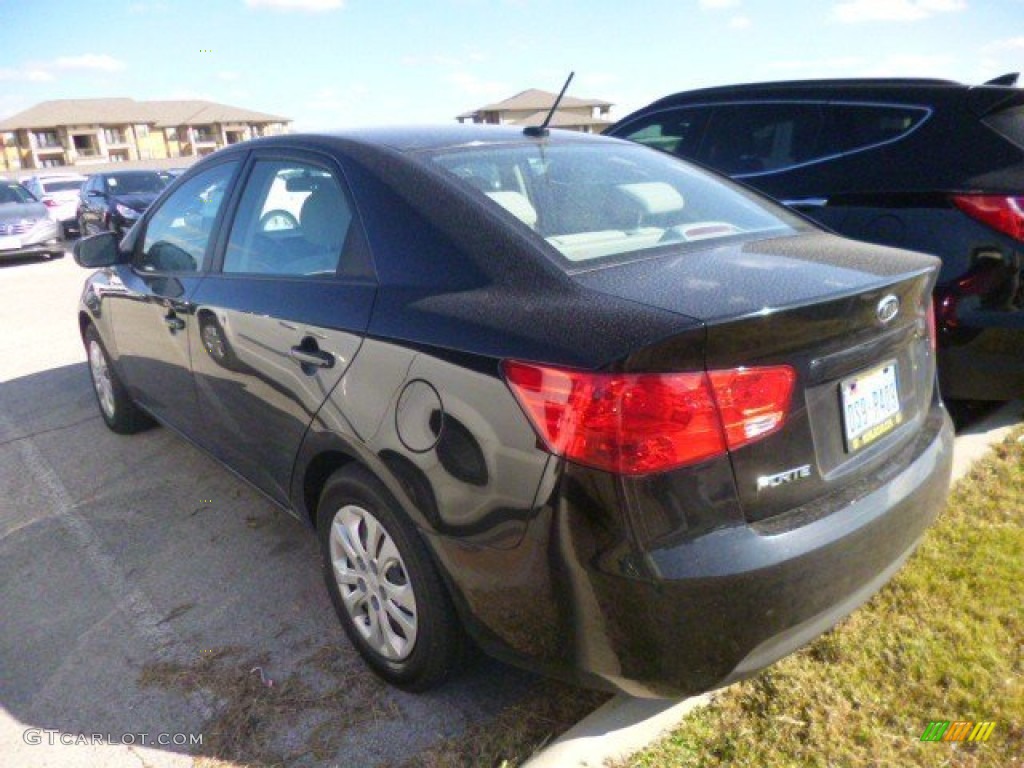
[639,77,985,109]
[31,173,88,182]
[242,124,618,154]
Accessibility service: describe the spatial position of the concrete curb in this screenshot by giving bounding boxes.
[524,401,1023,768]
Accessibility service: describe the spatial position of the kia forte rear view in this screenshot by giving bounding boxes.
[74,126,954,696]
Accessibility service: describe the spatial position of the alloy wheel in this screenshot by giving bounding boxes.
[329,504,418,661]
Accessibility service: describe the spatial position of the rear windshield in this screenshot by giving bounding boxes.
[42,179,85,193]
[107,173,166,194]
[0,183,36,205]
[985,105,1024,149]
[430,142,801,266]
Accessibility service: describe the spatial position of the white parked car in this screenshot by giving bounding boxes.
[22,173,88,239]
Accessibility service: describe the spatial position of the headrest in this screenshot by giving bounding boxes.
[616,182,685,215]
[486,190,538,229]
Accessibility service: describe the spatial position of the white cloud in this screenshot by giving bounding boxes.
[52,54,127,72]
[699,0,741,8]
[0,67,55,82]
[729,14,752,28]
[446,71,510,100]
[833,0,967,23]
[984,36,1024,53]
[245,0,343,10]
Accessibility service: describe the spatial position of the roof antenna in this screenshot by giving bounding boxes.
[524,71,575,138]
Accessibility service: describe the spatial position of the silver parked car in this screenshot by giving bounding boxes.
[22,173,88,239]
[0,181,62,261]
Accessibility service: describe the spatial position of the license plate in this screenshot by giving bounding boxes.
[0,235,21,250]
[841,360,902,452]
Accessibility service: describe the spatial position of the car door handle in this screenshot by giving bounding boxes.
[782,197,828,209]
[289,343,334,369]
[164,314,185,331]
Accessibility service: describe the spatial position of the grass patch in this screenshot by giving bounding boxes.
[402,678,610,768]
[621,430,1024,768]
[139,643,398,766]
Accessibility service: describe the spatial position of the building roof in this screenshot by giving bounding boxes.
[477,88,613,112]
[0,98,290,131]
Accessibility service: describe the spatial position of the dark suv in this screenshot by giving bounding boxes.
[610,76,1024,403]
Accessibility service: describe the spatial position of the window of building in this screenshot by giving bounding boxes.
[35,130,60,148]
[166,127,179,141]
[104,128,126,144]
[136,124,150,138]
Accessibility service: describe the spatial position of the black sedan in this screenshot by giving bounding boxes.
[76,170,168,237]
[73,126,953,695]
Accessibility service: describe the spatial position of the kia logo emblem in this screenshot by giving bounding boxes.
[877,295,900,325]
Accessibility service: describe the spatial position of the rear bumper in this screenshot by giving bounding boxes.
[0,221,62,261]
[584,406,953,697]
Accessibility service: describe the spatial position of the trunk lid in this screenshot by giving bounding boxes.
[575,231,940,522]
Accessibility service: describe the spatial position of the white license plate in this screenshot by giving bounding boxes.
[0,235,21,250]
[841,361,902,452]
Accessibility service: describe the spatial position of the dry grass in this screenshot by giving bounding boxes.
[620,429,1024,768]
[404,678,610,768]
[139,643,398,767]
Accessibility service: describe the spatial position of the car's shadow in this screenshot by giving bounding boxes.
[0,363,551,767]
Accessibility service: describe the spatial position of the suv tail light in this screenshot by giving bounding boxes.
[42,198,58,208]
[951,194,1024,242]
[927,299,937,352]
[503,361,794,476]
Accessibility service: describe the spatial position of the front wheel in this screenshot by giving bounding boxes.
[317,465,463,691]
[84,324,154,434]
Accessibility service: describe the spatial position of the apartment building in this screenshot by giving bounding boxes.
[456,88,614,133]
[0,98,290,172]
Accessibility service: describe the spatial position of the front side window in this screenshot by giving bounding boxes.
[137,161,239,273]
[616,108,709,158]
[700,104,825,175]
[432,142,800,265]
[222,160,353,277]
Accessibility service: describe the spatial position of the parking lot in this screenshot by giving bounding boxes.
[0,252,575,767]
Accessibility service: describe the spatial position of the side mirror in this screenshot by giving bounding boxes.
[73,232,120,268]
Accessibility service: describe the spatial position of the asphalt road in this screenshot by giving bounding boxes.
[0,252,539,767]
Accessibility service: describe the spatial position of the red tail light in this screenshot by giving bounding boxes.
[708,366,795,450]
[42,198,58,208]
[951,194,1024,242]
[503,361,794,476]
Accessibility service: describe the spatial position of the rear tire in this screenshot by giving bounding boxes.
[84,324,154,434]
[317,465,463,691]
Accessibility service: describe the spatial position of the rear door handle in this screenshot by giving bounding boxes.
[164,313,185,331]
[289,343,334,369]
[782,197,828,210]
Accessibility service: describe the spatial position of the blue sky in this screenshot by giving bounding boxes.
[2,0,1023,130]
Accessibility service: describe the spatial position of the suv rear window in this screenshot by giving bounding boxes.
[431,142,800,265]
[985,105,1024,149]
[822,104,929,154]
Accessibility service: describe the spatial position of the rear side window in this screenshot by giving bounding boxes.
[223,159,357,278]
[616,108,709,157]
[985,105,1024,149]
[822,104,929,154]
[699,104,825,175]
